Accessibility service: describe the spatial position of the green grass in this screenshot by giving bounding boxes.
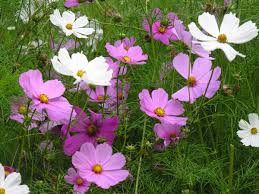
[0,0,259,193]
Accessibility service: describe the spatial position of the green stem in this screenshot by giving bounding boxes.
[134,117,147,194]
[228,144,234,192]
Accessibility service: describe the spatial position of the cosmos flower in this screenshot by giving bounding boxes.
[50,36,80,51]
[19,69,75,123]
[3,166,15,177]
[50,9,95,38]
[114,37,136,50]
[64,0,80,8]
[72,143,129,189]
[237,113,259,147]
[0,164,30,194]
[174,19,213,59]
[51,48,113,86]
[139,88,187,126]
[172,53,221,104]
[86,20,103,51]
[10,97,45,130]
[105,43,148,65]
[143,8,178,45]
[153,123,182,147]
[63,108,119,156]
[65,167,90,194]
[188,12,258,61]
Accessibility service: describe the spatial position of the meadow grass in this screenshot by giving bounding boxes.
[0,0,259,193]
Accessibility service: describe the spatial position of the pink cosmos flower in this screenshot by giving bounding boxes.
[139,88,187,126]
[64,0,80,8]
[174,20,213,59]
[143,8,178,45]
[224,0,232,6]
[10,97,45,130]
[39,120,63,134]
[105,42,148,65]
[106,57,127,78]
[72,143,129,189]
[172,53,221,104]
[19,69,75,123]
[153,123,182,147]
[65,167,90,194]
[63,108,119,156]
[50,35,79,51]
[114,37,136,50]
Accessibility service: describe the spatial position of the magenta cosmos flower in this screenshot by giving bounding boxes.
[65,167,90,194]
[64,0,80,8]
[19,69,75,123]
[63,108,119,156]
[174,20,213,59]
[10,97,45,129]
[3,166,15,177]
[72,143,129,189]
[139,88,187,126]
[105,41,148,65]
[172,53,221,104]
[154,123,182,147]
[143,8,178,45]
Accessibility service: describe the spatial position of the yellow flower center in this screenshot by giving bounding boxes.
[154,107,165,117]
[87,124,97,136]
[217,34,227,43]
[39,94,49,104]
[97,95,104,101]
[4,170,11,176]
[77,70,86,78]
[18,105,27,114]
[66,23,73,30]
[0,188,5,194]
[124,46,129,51]
[96,137,107,144]
[170,133,177,138]
[76,178,84,185]
[123,56,131,62]
[187,76,197,87]
[158,27,166,33]
[251,127,258,135]
[92,164,102,174]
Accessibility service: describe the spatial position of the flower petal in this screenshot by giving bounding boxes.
[198,12,219,37]
[188,22,216,41]
[173,53,189,79]
[103,153,126,170]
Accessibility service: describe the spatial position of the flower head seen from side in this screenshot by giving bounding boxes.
[50,9,95,38]
[139,88,187,126]
[174,19,213,60]
[153,123,182,147]
[0,163,30,194]
[65,167,90,194]
[19,69,75,124]
[63,108,119,156]
[72,143,129,189]
[172,53,221,104]
[237,113,259,147]
[10,97,45,130]
[188,12,258,61]
[86,20,103,51]
[51,48,113,86]
[105,42,148,65]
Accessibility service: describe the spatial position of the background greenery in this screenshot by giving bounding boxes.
[0,0,259,193]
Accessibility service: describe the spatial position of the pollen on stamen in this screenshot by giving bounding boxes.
[170,133,177,139]
[154,107,165,117]
[0,188,5,194]
[92,164,102,174]
[123,56,131,62]
[251,127,258,135]
[77,70,86,78]
[65,23,73,30]
[39,94,49,104]
[87,124,97,136]
[187,76,197,87]
[158,27,166,33]
[76,178,84,186]
[18,105,27,114]
[217,34,227,43]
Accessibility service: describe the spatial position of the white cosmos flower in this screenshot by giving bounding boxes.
[237,113,259,147]
[188,12,258,61]
[0,164,29,194]
[86,19,103,51]
[51,48,113,86]
[50,9,95,39]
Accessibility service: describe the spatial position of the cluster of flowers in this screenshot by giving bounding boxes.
[7,0,259,193]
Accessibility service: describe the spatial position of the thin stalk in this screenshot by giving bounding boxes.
[134,117,147,194]
[228,144,234,192]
